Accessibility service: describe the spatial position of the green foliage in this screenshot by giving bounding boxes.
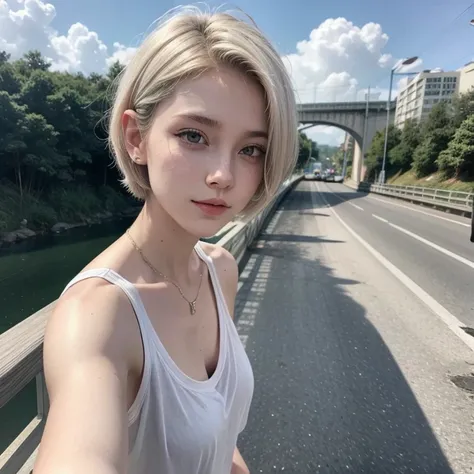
[297,131,317,170]
[48,185,102,222]
[0,49,129,232]
[437,114,474,177]
[451,88,474,128]
[412,103,455,178]
[331,148,345,174]
[318,144,339,159]
[389,119,421,171]
[365,125,401,180]
[358,88,474,183]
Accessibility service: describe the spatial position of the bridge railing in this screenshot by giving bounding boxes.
[0,174,303,474]
[357,182,473,215]
[296,100,396,111]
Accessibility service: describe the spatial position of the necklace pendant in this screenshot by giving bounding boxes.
[189,301,197,315]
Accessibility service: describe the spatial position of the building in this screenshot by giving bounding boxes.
[459,61,474,94]
[395,70,460,128]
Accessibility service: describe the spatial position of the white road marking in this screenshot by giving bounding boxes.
[389,223,474,270]
[314,183,474,353]
[349,202,364,211]
[369,196,470,228]
[235,206,285,349]
[372,214,388,223]
[335,183,473,270]
[323,183,364,211]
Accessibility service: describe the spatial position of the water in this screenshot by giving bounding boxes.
[0,218,135,455]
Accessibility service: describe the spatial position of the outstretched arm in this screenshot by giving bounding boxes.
[34,282,135,474]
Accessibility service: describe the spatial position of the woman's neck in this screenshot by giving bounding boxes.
[127,196,201,285]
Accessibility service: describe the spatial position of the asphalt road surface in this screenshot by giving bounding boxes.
[235,181,474,474]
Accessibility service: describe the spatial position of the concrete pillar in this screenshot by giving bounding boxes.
[351,141,364,183]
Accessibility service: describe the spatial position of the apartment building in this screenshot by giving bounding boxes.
[395,70,460,128]
[459,61,474,94]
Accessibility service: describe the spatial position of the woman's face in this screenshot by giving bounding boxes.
[125,67,268,238]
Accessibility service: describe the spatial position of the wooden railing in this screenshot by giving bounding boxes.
[0,174,302,474]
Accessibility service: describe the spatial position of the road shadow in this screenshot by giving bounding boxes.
[235,185,455,473]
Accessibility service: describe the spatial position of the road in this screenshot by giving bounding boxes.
[235,181,474,473]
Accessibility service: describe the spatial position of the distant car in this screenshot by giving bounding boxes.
[304,170,322,181]
[324,174,335,182]
[334,175,344,183]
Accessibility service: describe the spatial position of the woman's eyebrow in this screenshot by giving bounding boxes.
[175,113,268,139]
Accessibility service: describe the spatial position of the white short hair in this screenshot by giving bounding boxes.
[108,5,298,217]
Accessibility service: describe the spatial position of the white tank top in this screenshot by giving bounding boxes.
[61,242,254,474]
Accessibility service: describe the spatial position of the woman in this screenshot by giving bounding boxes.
[34,6,298,474]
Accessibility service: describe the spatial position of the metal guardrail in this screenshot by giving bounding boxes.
[0,174,303,474]
[358,182,473,215]
[296,100,396,112]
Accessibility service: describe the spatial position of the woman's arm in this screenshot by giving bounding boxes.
[206,244,250,473]
[33,282,136,474]
[231,447,250,474]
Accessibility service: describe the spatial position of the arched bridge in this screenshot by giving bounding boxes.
[297,101,396,182]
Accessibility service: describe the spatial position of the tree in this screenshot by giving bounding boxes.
[107,61,125,82]
[0,59,21,95]
[452,89,474,128]
[411,102,454,177]
[19,69,56,117]
[365,125,401,181]
[0,51,11,64]
[297,131,315,170]
[389,119,421,172]
[23,50,51,71]
[331,148,345,174]
[437,114,474,177]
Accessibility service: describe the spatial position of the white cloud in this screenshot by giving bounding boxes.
[284,17,427,144]
[284,17,399,105]
[106,42,138,68]
[0,0,136,74]
[305,126,345,147]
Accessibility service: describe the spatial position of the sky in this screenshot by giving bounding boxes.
[1,0,474,146]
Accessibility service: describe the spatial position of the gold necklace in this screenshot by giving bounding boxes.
[125,229,204,315]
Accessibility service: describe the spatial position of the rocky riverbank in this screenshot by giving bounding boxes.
[0,206,141,248]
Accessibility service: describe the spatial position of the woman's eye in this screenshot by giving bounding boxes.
[241,145,266,159]
[177,130,206,145]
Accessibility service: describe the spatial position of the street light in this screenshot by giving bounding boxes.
[381,56,419,183]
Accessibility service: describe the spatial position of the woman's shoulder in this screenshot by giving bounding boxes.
[44,275,140,379]
[198,242,239,317]
[199,241,238,282]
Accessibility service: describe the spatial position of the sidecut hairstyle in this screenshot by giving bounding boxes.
[108,5,299,217]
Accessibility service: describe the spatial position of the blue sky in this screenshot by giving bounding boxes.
[1,0,474,145]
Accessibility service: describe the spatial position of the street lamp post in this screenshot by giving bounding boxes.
[381,56,419,183]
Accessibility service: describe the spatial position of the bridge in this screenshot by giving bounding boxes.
[1,174,474,472]
[297,100,396,182]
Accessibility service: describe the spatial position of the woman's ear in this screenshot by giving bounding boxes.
[122,110,148,165]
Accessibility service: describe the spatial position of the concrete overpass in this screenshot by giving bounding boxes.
[297,101,396,182]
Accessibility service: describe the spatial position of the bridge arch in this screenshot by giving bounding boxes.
[299,120,363,150]
[297,101,395,182]
[298,122,363,182]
